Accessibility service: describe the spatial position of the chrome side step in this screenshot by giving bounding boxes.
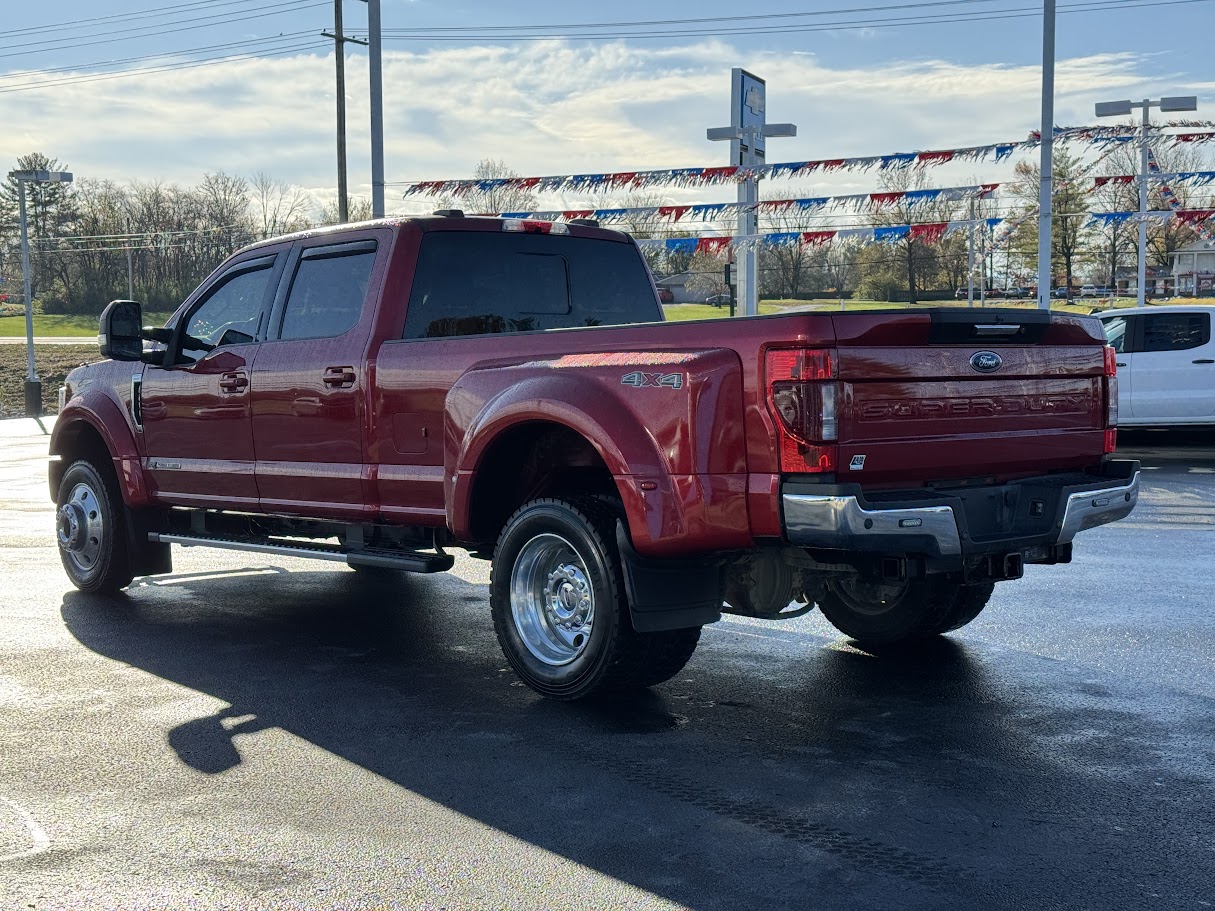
[149,533,454,573]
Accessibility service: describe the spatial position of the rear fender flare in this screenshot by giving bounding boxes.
[446,371,673,547]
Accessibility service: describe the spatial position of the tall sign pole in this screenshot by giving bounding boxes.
[1037,0,1056,310]
[708,69,796,317]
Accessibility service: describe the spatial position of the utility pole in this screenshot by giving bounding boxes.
[323,1,367,223]
[368,0,385,218]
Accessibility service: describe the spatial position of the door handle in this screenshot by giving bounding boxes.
[322,366,356,388]
[219,371,248,393]
[1193,359,1214,364]
[1116,362,1127,368]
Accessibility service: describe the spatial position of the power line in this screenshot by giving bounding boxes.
[372,0,1213,40]
[380,0,1029,32]
[0,41,329,95]
[0,0,327,59]
[3,0,293,39]
[0,32,318,83]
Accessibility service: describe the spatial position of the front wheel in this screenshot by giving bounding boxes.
[817,576,993,646]
[490,497,700,700]
[56,459,133,594]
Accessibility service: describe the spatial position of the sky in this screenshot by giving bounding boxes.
[2,0,1214,217]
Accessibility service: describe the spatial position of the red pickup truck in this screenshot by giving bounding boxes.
[51,214,1139,700]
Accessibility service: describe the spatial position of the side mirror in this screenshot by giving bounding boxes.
[98,300,143,361]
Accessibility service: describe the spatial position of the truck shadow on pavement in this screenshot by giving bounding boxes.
[59,566,1212,910]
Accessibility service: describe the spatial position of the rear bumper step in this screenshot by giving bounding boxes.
[781,459,1140,564]
[149,533,454,573]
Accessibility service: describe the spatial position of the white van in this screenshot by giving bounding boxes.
[1097,306,1215,427]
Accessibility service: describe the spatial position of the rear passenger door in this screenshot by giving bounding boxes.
[250,233,386,521]
[1130,311,1215,422]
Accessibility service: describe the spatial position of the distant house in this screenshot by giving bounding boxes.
[1170,238,1215,296]
[654,272,699,304]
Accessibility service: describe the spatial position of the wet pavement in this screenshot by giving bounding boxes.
[2,418,1213,910]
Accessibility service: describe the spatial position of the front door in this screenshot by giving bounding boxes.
[249,234,384,522]
[140,254,282,508]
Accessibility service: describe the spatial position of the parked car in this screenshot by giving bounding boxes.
[705,292,732,307]
[50,213,1138,702]
[1098,305,1215,427]
[1080,285,1099,298]
[1055,287,1071,299]
[656,286,674,304]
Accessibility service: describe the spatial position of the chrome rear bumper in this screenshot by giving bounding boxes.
[782,464,1139,558]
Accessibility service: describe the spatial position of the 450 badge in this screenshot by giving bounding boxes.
[621,371,684,389]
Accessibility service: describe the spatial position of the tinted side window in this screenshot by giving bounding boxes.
[403,232,661,339]
[183,265,272,360]
[1141,313,1210,352]
[279,248,376,340]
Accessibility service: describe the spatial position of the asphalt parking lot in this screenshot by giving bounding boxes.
[2,419,1213,910]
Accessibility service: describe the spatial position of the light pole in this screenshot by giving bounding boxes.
[1096,95,1198,306]
[8,168,73,417]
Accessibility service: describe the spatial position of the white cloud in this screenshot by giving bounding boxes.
[1,40,1211,214]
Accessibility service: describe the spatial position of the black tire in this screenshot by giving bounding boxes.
[929,582,995,635]
[490,497,700,700]
[55,459,133,594]
[817,575,976,646]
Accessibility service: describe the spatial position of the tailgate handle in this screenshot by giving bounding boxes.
[973,324,1022,337]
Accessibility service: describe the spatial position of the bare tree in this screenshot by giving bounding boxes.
[435,158,538,216]
[250,171,313,238]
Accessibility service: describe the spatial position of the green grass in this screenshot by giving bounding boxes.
[0,312,172,337]
[663,301,799,321]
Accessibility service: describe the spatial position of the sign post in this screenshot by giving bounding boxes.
[708,69,796,317]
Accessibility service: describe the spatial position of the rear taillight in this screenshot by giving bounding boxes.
[765,348,838,473]
[1103,345,1118,453]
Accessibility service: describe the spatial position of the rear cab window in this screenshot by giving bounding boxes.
[402,231,662,339]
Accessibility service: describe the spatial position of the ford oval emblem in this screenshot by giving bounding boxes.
[970,351,1002,373]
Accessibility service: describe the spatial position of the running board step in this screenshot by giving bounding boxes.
[149,533,454,573]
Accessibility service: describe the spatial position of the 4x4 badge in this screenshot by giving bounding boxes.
[621,371,683,389]
[970,351,1002,373]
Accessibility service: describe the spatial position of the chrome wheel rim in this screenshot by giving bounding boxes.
[510,533,595,666]
[57,481,104,575]
[832,577,909,617]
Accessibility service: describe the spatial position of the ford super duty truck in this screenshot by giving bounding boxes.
[51,213,1139,700]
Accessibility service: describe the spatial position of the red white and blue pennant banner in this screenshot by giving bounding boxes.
[638,209,1215,255]
[402,126,1215,198]
[494,185,999,224]
[635,220,1006,254]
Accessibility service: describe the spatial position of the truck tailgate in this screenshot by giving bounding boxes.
[830,310,1109,484]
